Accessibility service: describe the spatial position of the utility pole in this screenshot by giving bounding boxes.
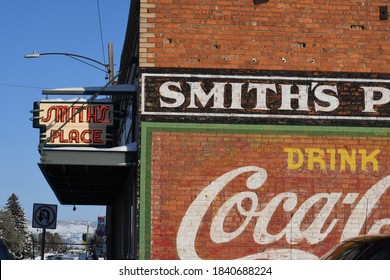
[108,43,114,83]
[86,225,89,259]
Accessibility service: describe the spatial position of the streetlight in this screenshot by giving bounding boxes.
[24,43,115,83]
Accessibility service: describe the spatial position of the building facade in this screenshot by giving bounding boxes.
[34,1,390,259]
[132,0,390,260]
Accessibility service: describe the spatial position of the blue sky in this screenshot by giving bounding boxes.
[0,0,130,222]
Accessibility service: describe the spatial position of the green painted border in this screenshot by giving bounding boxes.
[142,122,390,137]
[139,123,152,259]
[139,122,390,259]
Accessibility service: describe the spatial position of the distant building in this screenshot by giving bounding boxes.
[97,216,106,237]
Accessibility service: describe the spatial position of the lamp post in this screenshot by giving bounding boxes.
[24,43,115,83]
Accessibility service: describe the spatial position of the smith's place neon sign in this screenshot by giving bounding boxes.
[141,72,390,121]
[33,101,115,146]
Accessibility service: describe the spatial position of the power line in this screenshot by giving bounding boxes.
[96,0,106,65]
[0,82,43,90]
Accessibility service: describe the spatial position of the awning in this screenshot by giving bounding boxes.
[38,144,137,206]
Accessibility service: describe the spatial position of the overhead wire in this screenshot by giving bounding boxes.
[36,0,133,151]
[0,82,43,90]
[37,52,137,151]
[96,0,106,66]
[37,68,122,151]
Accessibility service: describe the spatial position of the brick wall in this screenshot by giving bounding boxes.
[136,0,390,260]
[140,123,390,259]
[139,0,389,72]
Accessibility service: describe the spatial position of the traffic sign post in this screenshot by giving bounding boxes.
[32,203,58,260]
[40,228,46,260]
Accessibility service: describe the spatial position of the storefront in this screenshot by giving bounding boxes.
[32,84,138,259]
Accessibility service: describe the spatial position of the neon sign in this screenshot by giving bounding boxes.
[33,101,116,146]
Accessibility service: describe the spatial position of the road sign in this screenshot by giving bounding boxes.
[32,203,58,229]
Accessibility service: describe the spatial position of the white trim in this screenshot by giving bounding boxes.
[141,74,146,114]
[141,72,390,83]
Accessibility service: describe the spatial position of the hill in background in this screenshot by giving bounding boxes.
[28,220,97,244]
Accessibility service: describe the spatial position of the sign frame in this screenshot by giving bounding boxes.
[32,100,119,147]
[32,203,58,230]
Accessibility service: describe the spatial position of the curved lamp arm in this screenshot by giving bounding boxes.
[24,52,110,73]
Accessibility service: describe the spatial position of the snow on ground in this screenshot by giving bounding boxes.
[28,220,97,244]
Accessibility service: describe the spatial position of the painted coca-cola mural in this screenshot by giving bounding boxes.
[139,70,390,259]
[139,123,390,259]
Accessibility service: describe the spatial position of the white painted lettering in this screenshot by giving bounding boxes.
[279,84,310,111]
[159,81,185,108]
[229,83,245,109]
[177,166,390,260]
[248,83,277,110]
[313,83,339,112]
[362,86,390,113]
[188,82,226,109]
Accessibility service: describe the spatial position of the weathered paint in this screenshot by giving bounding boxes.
[140,123,390,259]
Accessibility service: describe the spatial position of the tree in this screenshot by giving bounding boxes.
[4,194,32,258]
[0,208,22,256]
[37,231,66,253]
[89,230,105,259]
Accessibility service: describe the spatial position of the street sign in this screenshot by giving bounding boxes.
[32,203,58,229]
